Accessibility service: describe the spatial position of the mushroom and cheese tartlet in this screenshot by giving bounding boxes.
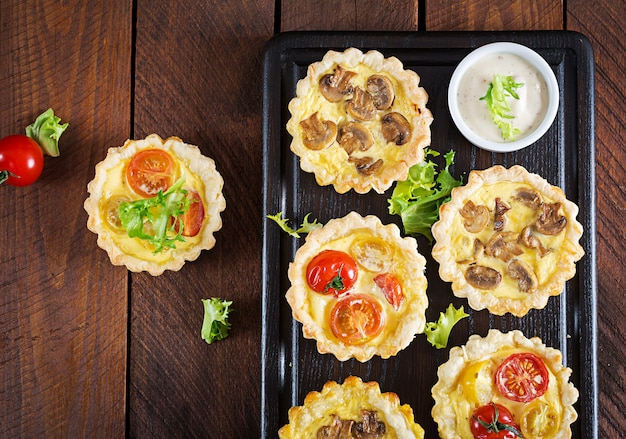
[84,134,225,276]
[431,165,584,316]
[287,47,433,194]
[431,329,578,439]
[279,376,424,439]
[286,211,428,362]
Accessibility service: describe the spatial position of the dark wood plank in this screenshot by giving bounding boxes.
[281,0,419,31]
[129,0,274,436]
[0,1,132,437]
[567,0,626,436]
[426,0,562,30]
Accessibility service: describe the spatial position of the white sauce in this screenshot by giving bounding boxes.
[457,53,548,142]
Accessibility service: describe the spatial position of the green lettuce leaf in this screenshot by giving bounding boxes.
[423,304,469,349]
[266,211,322,238]
[118,177,190,253]
[25,108,69,157]
[388,149,463,242]
[480,74,524,141]
[201,297,233,344]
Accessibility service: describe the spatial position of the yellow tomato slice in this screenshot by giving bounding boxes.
[520,400,560,439]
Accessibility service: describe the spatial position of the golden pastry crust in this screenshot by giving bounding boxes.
[84,134,225,276]
[279,376,424,439]
[431,329,579,439]
[431,165,584,316]
[287,47,433,194]
[286,211,428,362]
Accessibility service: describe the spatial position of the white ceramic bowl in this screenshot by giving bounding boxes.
[448,42,559,152]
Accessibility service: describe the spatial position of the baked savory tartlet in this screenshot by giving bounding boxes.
[431,165,584,316]
[432,329,578,439]
[84,134,225,276]
[287,47,433,194]
[279,375,424,439]
[286,211,428,362]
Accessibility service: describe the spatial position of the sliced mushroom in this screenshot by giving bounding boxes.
[494,198,511,231]
[299,112,337,150]
[381,112,411,145]
[366,75,395,110]
[337,122,374,155]
[520,226,550,257]
[346,86,377,121]
[457,238,485,264]
[348,156,384,176]
[508,259,539,293]
[352,410,386,439]
[317,414,354,439]
[319,66,356,102]
[465,265,502,290]
[459,200,490,233]
[485,231,523,262]
[513,188,543,210]
[536,202,567,235]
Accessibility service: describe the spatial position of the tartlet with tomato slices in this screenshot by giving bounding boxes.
[84,134,225,276]
[279,376,424,439]
[286,211,428,362]
[431,329,578,439]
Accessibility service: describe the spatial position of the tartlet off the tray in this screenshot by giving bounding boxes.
[287,47,433,194]
[84,134,225,276]
[431,165,584,316]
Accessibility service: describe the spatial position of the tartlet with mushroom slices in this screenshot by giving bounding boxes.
[286,211,428,362]
[279,376,425,439]
[84,134,225,276]
[431,329,578,439]
[431,165,584,316]
[287,47,433,194]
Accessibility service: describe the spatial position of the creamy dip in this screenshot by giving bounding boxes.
[457,53,548,142]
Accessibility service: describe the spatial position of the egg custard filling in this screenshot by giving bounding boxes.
[84,134,225,276]
[431,329,578,439]
[286,212,428,362]
[287,47,433,194]
[431,165,584,316]
[279,376,424,439]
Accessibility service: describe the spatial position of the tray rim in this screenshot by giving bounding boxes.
[261,30,597,438]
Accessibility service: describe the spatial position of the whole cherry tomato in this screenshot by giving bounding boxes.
[330,294,384,345]
[471,403,522,439]
[126,148,176,197]
[373,272,404,310]
[495,352,549,402]
[306,250,358,296]
[0,135,44,186]
[173,189,205,237]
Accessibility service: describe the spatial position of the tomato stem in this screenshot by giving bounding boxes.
[0,170,18,185]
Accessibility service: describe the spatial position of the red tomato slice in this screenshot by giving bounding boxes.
[0,135,44,186]
[126,149,176,197]
[495,353,549,403]
[173,189,205,237]
[471,403,522,439]
[306,250,358,296]
[330,294,384,345]
[374,272,404,310]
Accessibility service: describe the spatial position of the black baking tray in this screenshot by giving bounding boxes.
[261,31,596,438]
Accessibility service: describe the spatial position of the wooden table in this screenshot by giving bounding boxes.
[1,1,623,437]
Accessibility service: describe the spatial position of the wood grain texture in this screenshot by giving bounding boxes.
[426,0,562,30]
[567,0,626,436]
[129,0,274,436]
[0,0,132,438]
[281,0,419,31]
